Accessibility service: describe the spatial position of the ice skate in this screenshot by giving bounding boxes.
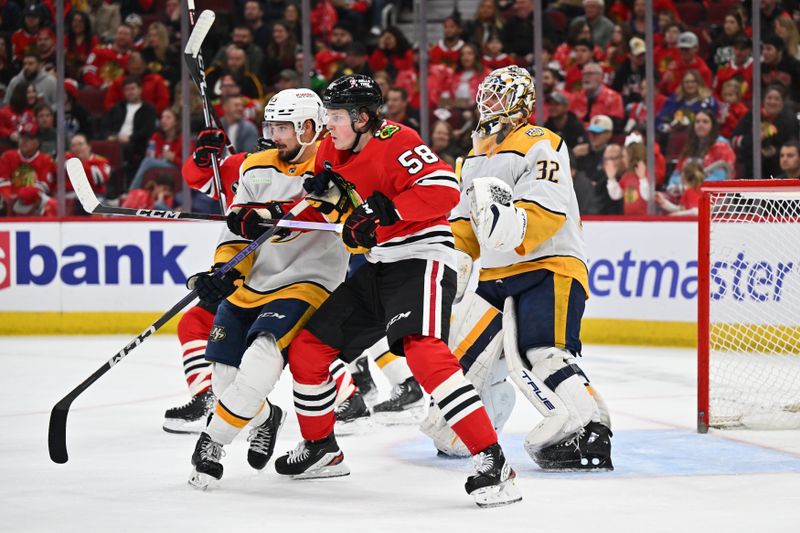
[163,389,216,434]
[247,404,286,470]
[372,376,425,425]
[351,357,378,405]
[274,434,350,479]
[532,421,613,471]
[465,443,522,508]
[335,390,371,435]
[189,432,225,490]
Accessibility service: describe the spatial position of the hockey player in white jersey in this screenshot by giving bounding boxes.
[422,66,613,470]
[187,89,351,488]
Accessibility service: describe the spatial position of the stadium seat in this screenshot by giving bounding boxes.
[675,3,707,26]
[76,86,107,118]
[665,129,689,163]
[545,10,569,36]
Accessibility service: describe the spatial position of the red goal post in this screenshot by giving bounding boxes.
[698,179,800,433]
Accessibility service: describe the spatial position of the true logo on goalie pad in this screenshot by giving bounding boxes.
[521,369,555,410]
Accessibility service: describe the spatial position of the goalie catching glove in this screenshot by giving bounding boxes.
[341,191,400,249]
[226,202,289,240]
[187,264,244,305]
[193,128,227,168]
[468,176,527,252]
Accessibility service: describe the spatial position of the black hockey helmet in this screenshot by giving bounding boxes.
[323,75,382,116]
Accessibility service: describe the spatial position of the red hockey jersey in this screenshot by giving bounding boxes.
[82,45,131,88]
[65,152,111,195]
[0,149,55,202]
[182,151,245,209]
[314,120,459,267]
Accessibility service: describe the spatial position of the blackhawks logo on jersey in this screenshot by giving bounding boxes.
[376,124,400,140]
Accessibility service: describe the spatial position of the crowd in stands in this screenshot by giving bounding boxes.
[1,0,800,218]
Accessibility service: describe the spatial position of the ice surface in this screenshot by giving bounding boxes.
[2,337,799,532]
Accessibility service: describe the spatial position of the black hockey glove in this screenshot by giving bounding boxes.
[226,202,288,240]
[341,192,400,249]
[304,164,355,223]
[193,128,226,168]
[186,265,243,305]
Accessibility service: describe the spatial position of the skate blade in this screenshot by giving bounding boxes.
[290,462,351,480]
[188,469,221,490]
[372,404,426,426]
[163,418,206,435]
[335,416,374,436]
[536,460,614,472]
[470,478,523,509]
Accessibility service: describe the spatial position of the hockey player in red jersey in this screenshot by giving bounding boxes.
[272,75,521,508]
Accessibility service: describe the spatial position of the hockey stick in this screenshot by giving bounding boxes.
[48,199,310,464]
[184,10,227,212]
[66,158,342,232]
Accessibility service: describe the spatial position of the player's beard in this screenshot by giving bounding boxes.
[277,143,302,162]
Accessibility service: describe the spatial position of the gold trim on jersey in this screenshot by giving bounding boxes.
[214,241,255,278]
[276,305,316,351]
[468,124,563,158]
[553,273,573,349]
[228,280,330,309]
[451,218,481,260]
[240,147,317,177]
[479,255,590,297]
[513,199,567,257]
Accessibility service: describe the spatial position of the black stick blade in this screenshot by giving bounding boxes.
[48,400,70,464]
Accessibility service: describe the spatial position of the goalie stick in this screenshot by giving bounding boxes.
[184,9,227,212]
[48,199,310,465]
[65,158,342,232]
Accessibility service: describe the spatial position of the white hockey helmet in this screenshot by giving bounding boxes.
[475,65,536,137]
[263,88,325,148]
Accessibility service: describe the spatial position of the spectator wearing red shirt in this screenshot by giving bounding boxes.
[429,15,466,68]
[656,159,703,216]
[315,22,353,81]
[65,10,99,80]
[104,51,170,113]
[5,184,56,217]
[718,79,748,140]
[554,22,604,73]
[129,107,187,191]
[11,4,43,61]
[667,108,736,193]
[564,39,604,93]
[82,23,135,88]
[440,43,489,111]
[0,82,35,145]
[67,133,111,200]
[481,33,515,72]
[368,27,414,78]
[0,125,55,209]
[653,22,681,76]
[569,62,625,130]
[714,35,753,102]
[606,141,650,216]
[658,31,712,95]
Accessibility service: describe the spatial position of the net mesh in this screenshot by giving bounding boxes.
[707,191,800,429]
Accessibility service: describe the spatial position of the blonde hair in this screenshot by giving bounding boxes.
[721,78,742,101]
[776,14,800,60]
[682,160,704,189]
[677,69,711,100]
[147,22,170,59]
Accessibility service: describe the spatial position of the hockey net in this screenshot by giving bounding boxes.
[698,180,800,432]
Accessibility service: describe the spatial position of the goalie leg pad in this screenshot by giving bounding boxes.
[449,291,504,390]
[206,335,284,445]
[502,297,597,453]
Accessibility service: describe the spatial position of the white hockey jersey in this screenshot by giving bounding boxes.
[215,148,350,309]
[451,124,589,294]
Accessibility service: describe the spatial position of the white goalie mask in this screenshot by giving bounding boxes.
[475,65,536,137]
[263,88,325,161]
